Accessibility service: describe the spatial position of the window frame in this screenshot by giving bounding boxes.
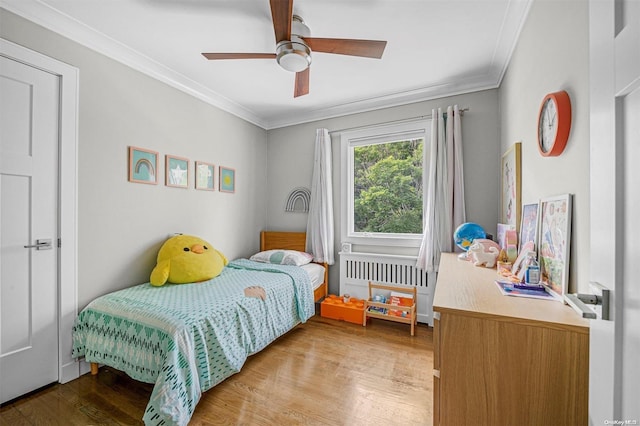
[340,119,430,248]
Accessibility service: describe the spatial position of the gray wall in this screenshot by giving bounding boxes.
[1,9,268,308]
[267,89,501,294]
[2,0,591,304]
[499,0,590,293]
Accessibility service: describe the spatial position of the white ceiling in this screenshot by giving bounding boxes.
[1,0,532,129]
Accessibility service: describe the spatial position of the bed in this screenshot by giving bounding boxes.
[260,230,328,301]
[72,231,328,426]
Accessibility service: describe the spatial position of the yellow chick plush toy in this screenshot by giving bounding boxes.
[150,234,228,286]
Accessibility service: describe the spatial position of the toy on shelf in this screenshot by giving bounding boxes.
[453,222,487,261]
[372,294,387,303]
[504,229,519,262]
[388,293,414,317]
[497,241,536,283]
[468,241,499,268]
[496,249,513,275]
[473,238,501,253]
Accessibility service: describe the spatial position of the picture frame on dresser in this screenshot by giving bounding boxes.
[497,223,516,249]
[519,202,540,252]
[500,142,521,229]
[538,194,572,298]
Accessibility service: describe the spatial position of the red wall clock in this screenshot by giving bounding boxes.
[537,90,572,157]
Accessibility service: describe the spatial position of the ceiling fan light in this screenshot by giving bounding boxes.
[276,41,312,72]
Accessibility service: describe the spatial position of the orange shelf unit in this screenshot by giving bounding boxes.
[320,295,365,325]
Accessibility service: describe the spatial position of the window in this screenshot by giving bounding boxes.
[340,119,430,247]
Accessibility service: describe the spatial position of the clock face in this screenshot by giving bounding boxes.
[537,91,571,157]
[538,98,558,153]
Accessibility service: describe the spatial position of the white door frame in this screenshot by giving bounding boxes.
[0,38,79,384]
[588,0,640,423]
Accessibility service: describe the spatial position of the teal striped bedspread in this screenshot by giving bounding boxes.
[71,259,315,425]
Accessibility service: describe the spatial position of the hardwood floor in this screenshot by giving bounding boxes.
[1,315,434,425]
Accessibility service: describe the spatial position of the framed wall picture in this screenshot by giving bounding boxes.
[219,166,235,193]
[519,203,540,253]
[538,194,572,298]
[128,146,158,184]
[501,142,522,230]
[165,155,189,188]
[195,161,215,191]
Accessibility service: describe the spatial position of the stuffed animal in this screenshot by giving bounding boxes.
[150,234,228,286]
[468,241,500,268]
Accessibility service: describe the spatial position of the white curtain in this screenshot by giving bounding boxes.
[417,105,466,272]
[306,128,335,265]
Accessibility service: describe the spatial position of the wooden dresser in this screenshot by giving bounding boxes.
[432,253,589,426]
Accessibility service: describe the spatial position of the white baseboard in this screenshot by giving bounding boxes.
[59,360,80,384]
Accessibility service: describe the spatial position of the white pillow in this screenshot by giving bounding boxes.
[250,250,313,266]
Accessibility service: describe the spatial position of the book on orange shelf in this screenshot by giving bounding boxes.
[368,305,387,314]
[388,295,413,307]
[387,294,413,317]
[388,308,410,318]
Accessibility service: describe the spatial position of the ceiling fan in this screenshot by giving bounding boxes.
[201,0,387,98]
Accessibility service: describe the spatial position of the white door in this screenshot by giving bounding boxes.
[0,55,59,403]
[589,0,640,423]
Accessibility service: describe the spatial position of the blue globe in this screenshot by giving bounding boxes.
[454,222,486,251]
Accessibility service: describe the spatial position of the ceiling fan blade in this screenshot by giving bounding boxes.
[202,53,276,60]
[294,67,310,98]
[269,0,293,43]
[303,38,387,59]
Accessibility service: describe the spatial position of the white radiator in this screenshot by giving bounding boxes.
[339,252,435,325]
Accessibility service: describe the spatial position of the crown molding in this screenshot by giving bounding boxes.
[491,0,533,85]
[263,0,532,129]
[264,73,501,129]
[1,0,531,131]
[0,0,268,128]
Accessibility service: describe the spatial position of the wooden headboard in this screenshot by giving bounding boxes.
[259,231,328,300]
[260,231,307,252]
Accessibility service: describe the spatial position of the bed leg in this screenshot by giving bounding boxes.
[90,362,99,375]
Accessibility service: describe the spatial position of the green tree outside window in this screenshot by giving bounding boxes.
[353,138,424,234]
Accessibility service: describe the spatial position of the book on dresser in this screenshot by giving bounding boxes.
[494,279,562,301]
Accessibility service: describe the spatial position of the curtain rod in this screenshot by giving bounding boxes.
[328,107,469,135]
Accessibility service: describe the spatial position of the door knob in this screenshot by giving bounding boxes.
[23,239,52,250]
